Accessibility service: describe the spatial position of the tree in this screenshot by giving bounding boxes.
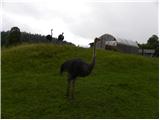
[1,31,10,46]
[147,35,159,49]
[138,35,159,57]
[147,35,159,57]
[146,35,159,56]
[8,27,21,45]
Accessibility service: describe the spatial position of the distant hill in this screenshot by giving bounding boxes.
[1,44,158,119]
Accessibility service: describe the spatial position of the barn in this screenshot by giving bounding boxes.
[90,34,139,54]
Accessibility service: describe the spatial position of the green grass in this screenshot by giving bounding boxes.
[1,43,159,118]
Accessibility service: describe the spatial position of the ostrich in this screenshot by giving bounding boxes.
[46,29,53,41]
[60,37,101,99]
[58,32,64,41]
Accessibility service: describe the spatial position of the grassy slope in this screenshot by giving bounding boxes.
[1,44,159,118]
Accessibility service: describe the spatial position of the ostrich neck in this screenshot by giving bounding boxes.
[51,30,53,37]
[89,41,96,71]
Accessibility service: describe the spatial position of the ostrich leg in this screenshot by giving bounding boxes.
[66,75,75,99]
[66,78,71,97]
[66,80,69,97]
[71,80,75,99]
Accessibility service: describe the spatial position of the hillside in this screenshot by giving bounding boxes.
[1,44,159,119]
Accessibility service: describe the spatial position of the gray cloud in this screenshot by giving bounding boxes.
[2,2,43,19]
[68,2,158,43]
[2,1,158,46]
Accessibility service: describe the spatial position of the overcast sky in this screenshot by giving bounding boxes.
[1,0,159,47]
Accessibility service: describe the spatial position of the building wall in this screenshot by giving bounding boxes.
[139,49,155,57]
[96,39,106,49]
[116,44,139,54]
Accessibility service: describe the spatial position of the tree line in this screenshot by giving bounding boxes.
[1,27,75,47]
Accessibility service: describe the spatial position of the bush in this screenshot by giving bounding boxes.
[8,27,21,45]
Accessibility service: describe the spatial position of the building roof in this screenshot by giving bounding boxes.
[99,33,138,47]
[116,38,138,47]
[99,33,116,41]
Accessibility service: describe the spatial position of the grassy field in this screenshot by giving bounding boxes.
[1,43,159,118]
